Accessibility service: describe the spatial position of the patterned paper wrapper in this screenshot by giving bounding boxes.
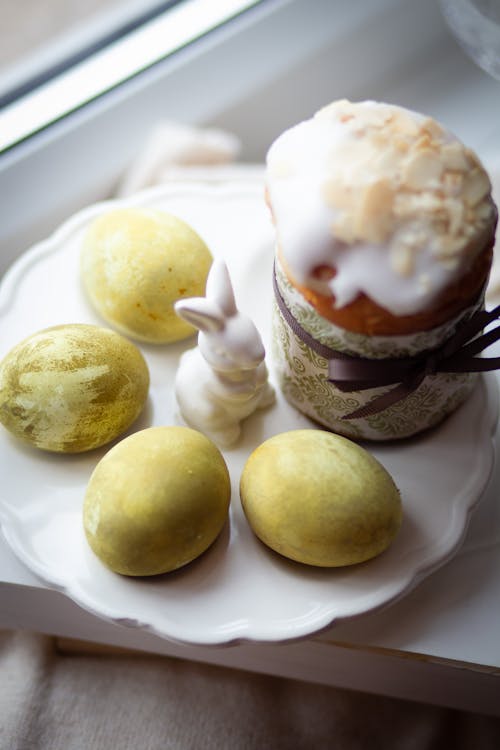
[271,256,480,441]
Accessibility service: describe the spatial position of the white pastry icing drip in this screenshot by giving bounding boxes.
[266,99,496,316]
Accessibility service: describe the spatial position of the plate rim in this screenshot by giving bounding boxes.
[0,179,498,646]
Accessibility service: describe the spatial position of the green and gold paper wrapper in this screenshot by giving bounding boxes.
[272,257,480,441]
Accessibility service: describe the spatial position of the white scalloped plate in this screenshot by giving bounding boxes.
[0,181,498,645]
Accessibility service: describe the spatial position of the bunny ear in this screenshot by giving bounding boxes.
[174,298,225,333]
[206,260,237,316]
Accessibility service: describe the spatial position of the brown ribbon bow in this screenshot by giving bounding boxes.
[273,267,500,420]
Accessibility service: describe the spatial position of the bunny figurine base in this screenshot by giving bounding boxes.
[174,260,275,448]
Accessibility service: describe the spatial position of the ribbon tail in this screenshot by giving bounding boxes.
[342,373,425,420]
[442,355,500,373]
[443,323,500,362]
[442,303,500,357]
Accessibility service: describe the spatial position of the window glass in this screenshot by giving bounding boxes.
[0,0,179,103]
[0,0,262,152]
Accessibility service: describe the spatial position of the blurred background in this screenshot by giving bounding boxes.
[1,0,153,76]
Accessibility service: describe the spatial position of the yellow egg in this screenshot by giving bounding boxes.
[81,208,213,343]
[0,324,149,453]
[240,430,402,567]
[83,426,231,576]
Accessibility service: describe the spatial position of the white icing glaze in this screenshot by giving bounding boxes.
[266,99,495,316]
[174,260,275,447]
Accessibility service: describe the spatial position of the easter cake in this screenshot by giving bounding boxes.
[267,99,498,440]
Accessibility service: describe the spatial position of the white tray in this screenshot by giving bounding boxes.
[0,182,497,645]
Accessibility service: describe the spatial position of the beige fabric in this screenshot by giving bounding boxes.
[2,630,500,750]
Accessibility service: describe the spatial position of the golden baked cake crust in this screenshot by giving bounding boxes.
[277,236,495,336]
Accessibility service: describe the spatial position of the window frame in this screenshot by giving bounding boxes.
[0,0,265,154]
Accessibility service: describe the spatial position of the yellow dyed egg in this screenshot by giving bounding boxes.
[81,208,213,343]
[0,324,149,453]
[83,426,231,576]
[240,430,402,567]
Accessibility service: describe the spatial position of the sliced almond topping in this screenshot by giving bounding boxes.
[417,192,446,213]
[434,234,467,258]
[414,133,434,151]
[445,198,464,235]
[393,192,416,218]
[393,191,442,217]
[361,108,393,129]
[374,145,400,174]
[402,228,428,248]
[322,179,353,210]
[441,142,469,171]
[361,178,394,215]
[463,168,491,206]
[442,170,464,197]
[394,135,411,153]
[315,99,352,122]
[392,111,420,136]
[464,147,482,169]
[305,102,493,269]
[432,217,449,236]
[477,201,494,220]
[420,117,445,139]
[390,243,414,277]
[403,149,443,189]
[355,179,394,243]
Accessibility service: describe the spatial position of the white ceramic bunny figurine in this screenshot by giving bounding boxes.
[174,260,275,447]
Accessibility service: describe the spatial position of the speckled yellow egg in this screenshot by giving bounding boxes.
[0,324,149,453]
[240,430,402,567]
[81,208,213,343]
[83,426,231,576]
